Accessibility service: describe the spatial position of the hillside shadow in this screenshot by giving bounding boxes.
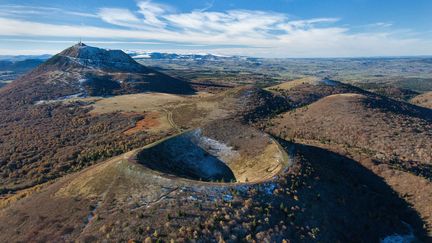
[276,139,429,242]
[137,71,197,95]
[84,72,196,96]
[137,136,236,183]
[361,93,432,121]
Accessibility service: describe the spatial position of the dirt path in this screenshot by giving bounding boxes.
[131,187,179,211]
[163,108,182,132]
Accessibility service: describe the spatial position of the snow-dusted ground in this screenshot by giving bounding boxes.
[321,79,338,86]
[59,44,143,72]
[126,50,233,59]
[35,78,88,105]
[381,235,414,243]
[139,127,288,183]
[380,233,415,243]
[62,55,139,71]
[146,130,237,181]
[34,92,86,105]
[380,222,415,243]
[262,182,277,195]
[191,129,240,163]
[132,54,152,59]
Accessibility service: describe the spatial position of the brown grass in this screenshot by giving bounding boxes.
[123,111,173,135]
[87,93,189,114]
[268,93,432,164]
[266,76,321,91]
[0,182,48,209]
[412,91,432,109]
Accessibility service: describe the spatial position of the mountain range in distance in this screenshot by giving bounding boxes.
[0,51,250,62]
[0,43,431,242]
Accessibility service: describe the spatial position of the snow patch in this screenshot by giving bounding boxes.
[191,129,240,162]
[35,78,88,105]
[187,195,198,201]
[321,79,338,86]
[61,93,85,100]
[133,54,152,59]
[262,182,277,195]
[127,50,233,60]
[380,222,415,243]
[234,184,252,194]
[34,92,86,105]
[61,45,142,72]
[380,234,414,243]
[222,194,234,202]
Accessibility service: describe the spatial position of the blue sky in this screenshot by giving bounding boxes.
[0,0,431,57]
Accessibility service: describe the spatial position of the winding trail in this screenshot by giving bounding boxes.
[163,108,182,132]
[80,175,117,234]
[131,187,179,211]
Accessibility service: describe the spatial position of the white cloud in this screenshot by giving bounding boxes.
[164,10,288,39]
[137,1,171,28]
[98,8,142,29]
[196,0,215,12]
[0,48,58,55]
[369,22,393,28]
[0,4,98,18]
[279,18,340,32]
[0,1,431,57]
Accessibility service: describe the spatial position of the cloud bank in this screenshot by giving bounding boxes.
[0,1,431,57]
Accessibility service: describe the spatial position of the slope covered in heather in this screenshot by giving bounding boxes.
[268,93,432,164]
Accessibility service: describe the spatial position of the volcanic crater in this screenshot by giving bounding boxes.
[134,120,290,183]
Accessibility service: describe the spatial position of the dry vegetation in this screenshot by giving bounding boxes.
[266,78,368,108]
[138,120,289,183]
[86,93,189,114]
[266,93,432,165]
[412,91,432,109]
[1,139,427,242]
[1,49,432,242]
[263,90,432,238]
[0,45,197,194]
[0,101,173,193]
